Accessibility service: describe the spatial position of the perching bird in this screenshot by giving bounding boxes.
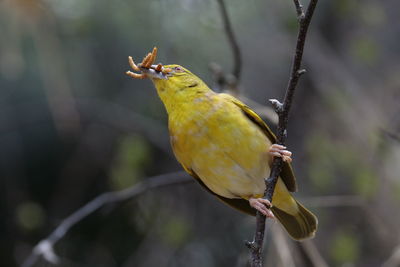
[126,47,317,240]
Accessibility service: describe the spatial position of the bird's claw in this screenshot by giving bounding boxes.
[269,144,292,163]
[249,197,275,218]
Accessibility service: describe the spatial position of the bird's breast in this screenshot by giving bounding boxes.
[169,95,272,199]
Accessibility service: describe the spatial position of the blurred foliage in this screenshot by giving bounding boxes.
[159,215,191,247]
[16,201,45,231]
[330,230,360,265]
[307,130,378,198]
[110,134,152,190]
[1,0,400,266]
[351,37,379,65]
[334,0,357,15]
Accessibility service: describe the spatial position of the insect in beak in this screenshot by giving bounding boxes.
[126,47,172,80]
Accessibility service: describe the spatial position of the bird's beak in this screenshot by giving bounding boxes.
[140,65,170,80]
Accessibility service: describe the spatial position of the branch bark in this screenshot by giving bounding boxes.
[246,0,319,266]
[21,171,191,267]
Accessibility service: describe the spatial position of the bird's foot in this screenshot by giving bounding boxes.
[269,144,292,163]
[249,197,275,218]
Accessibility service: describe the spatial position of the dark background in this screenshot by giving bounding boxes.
[1,0,400,266]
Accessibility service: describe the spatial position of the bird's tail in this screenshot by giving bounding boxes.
[272,200,317,240]
[271,179,318,240]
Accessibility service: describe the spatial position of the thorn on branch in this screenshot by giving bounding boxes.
[245,240,257,250]
[297,69,307,76]
[245,240,262,258]
[269,99,284,114]
[34,241,59,264]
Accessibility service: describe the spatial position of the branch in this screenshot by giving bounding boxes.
[246,0,319,265]
[211,0,242,93]
[21,171,191,267]
[216,0,242,81]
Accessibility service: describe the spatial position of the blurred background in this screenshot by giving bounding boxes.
[1,0,400,266]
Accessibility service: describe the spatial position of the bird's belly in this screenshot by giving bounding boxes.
[172,115,272,199]
[193,154,270,199]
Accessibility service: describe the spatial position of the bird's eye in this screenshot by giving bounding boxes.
[174,66,184,72]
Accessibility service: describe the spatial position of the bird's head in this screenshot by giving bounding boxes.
[126,47,208,106]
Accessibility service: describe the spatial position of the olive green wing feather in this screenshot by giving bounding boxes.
[184,167,256,215]
[220,93,297,192]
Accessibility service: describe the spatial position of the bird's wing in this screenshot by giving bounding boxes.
[219,93,297,192]
[184,167,256,215]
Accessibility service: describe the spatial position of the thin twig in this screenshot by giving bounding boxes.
[300,240,329,267]
[246,0,319,266]
[216,0,242,81]
[271,225,296,267]
[293,0,305,20]
[381,128,400,143]
[21,171,191,267]
[300,195,366,207]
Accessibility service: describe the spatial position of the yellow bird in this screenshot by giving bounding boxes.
[126,48,317,240]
